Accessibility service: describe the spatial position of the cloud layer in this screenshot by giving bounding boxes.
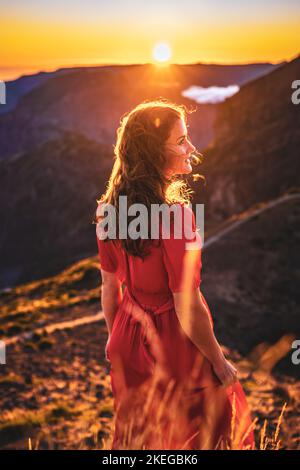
[182,85,240,104]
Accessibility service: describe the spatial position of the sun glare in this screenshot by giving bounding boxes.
[152,42,172,63]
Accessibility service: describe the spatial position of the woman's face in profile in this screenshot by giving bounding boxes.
[163,117,196,176]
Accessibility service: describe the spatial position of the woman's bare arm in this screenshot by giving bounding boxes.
[101,270,123,335]
[173,288,225,365]
[173,288,238,386]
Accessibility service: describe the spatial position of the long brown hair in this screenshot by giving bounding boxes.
[93,98,202,258]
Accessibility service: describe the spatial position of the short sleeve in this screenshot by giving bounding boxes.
[96,204,118,273]
[95,202,118,273]
[161,204,202,293]
[96,233,117,274]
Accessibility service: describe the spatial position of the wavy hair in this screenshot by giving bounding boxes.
[93,98,203,258]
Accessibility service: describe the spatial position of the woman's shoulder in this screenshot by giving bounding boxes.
[160,202,195,240]
[170,201,193,212]
[168,202,196,225]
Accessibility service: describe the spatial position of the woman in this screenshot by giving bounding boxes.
[94,98,256,450]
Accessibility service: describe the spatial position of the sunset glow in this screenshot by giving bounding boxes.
[0,0,299,80]
[153,43,172,63]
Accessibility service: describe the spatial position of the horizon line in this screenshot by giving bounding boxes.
[2,52,299,82]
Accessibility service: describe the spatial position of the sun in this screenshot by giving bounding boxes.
[152,42,172,63]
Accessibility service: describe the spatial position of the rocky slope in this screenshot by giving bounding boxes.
[0,62,279,161]
[0,132,113,289]
[190,54,300,223]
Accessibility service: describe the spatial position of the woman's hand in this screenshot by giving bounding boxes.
[212,357,239,388]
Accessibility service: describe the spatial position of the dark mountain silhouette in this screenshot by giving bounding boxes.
[0,62,280,161]
[0,67,86,115]
[0,132,113,289]
[201,195,300,368]
[190,54,300,222]
[0,57,298,289]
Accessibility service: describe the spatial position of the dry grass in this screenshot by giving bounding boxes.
[25,377,287,451]
[95,386,287,451]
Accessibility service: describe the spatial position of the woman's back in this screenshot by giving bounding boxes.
[96,203,202,306]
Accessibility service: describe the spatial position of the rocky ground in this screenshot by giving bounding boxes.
[0,251,299,450]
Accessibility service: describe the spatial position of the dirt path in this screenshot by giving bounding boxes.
[5,312,104,346]
[203,193,300,249]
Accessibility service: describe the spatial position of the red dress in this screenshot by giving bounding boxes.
[96,203,256,450]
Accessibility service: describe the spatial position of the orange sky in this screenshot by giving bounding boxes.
[1,1,299,81]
